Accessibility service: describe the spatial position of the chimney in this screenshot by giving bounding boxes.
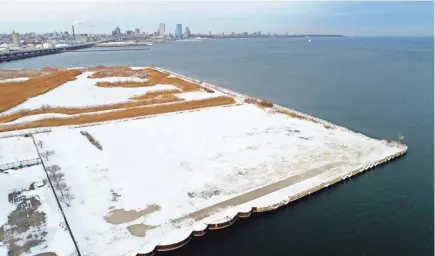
[72,25,76,40]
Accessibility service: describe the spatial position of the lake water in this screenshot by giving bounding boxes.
[1,37,433,256]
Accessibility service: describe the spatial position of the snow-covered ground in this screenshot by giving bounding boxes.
[0,136,38,164]
[32,103,404,256]
[1,72,180,116]
[0,67,407,255]
[0,165,76,255]
[0,77,29,83]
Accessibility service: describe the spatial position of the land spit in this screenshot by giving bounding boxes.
[0,66,407,256]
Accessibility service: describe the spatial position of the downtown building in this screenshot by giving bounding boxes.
[158,23,165,37]
[175,24,182,39]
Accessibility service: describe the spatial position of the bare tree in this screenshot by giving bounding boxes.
[41,150,55,161]
[37,140,44,149]
[60,192,75,207]
[47,164,61,175]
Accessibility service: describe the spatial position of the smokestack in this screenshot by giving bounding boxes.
[72,25,76,40]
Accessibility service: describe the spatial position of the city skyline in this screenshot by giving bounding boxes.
[1,1,433,36]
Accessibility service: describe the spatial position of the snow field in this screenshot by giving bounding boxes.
[33,103,403,255]
[0,136,38,164]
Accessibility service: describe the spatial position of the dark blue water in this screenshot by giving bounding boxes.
[1,37,433,256]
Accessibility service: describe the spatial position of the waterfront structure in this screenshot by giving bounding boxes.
[175,24,182,39]
[158,23,165,37]
[135,28,140,37]
[11,31,20,46]
[184,26,191,38]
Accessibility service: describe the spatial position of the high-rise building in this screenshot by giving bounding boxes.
[112,26,121,36]
[184,26,191,38]
[11,31,20,46]
[175,24,182,39]
[158,23,165,37]
[135,28,140,37]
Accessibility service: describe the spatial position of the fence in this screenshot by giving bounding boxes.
[0,158,42,171]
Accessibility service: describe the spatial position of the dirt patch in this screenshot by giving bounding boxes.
[0,69,82,113]
[175,162,344,222]
[35,252,58,256]
[0,96,236,132]
[1,188,48,256]
[105,204,161,225]
[126,224,155,237]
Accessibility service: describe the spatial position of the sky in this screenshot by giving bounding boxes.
[0,0,433,36]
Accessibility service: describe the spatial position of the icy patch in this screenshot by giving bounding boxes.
[94,76,147,83]
[130,67,150,70]
[0,77,29,83]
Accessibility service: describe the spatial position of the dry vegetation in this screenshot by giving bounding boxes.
[274,108,334,129]
[0,69,82,113]
[80,130,103,150]
[0,96,181,123]
[0,96,236,132]
[93,68,201,92]
[0,66,235,132]
[244,97,274,108]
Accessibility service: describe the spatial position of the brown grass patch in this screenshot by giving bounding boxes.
[274,108,334,129]
[130,89,181,100]
[244,97,274,108]
[0,96,235,132]
[0,69,82,113]
[41,67,59,71]
[0,97,181,123]
[93,68,200,92]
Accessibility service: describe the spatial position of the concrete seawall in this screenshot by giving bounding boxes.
[133,68,408,256]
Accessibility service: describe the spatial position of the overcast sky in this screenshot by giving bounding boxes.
[0,0,433,36]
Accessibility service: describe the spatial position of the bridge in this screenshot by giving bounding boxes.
[0,36,130,63]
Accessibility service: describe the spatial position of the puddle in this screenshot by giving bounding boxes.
[104,204,161,225]
[126,224,154,237]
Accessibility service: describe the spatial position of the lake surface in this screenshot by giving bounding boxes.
[1,37,433,256]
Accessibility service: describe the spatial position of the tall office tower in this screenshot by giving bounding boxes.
[158,23,165,37]
[175,24,182,39]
